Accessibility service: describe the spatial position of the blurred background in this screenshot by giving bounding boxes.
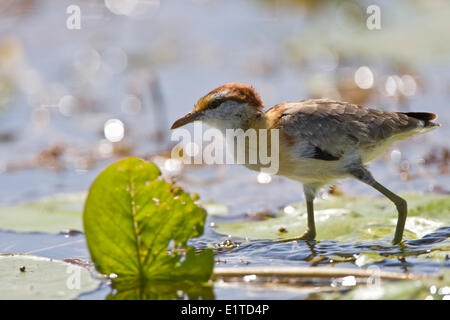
[0,0,449,215]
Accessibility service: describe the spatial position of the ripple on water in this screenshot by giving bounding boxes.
[204,225,450,275]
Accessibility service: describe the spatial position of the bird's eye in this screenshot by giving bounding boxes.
[209,99,222,109]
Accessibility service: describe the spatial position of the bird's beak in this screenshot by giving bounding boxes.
[170,112,201,129]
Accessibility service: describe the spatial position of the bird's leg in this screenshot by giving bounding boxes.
[349,166,407,244]
[278,185,317,242]
[302,186,317,239]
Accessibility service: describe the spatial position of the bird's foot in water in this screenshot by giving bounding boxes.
[276,230,316,242]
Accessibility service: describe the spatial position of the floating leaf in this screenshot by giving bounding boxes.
[215,194,450,242]
[0,196,228,234]
[83,157,214,299]
[330,270,450,300]
[0,254,100,299]
[0,193,85,233]
[355,252,386,266]
[417,249,450,262]
[199,201,229,217]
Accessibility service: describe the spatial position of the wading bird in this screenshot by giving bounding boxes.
[171,83,439,244]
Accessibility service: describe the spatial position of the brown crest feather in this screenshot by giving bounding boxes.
[194,83,264,112]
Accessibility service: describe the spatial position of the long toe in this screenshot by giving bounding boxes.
[276,231,316,242]
[392,236,403,245]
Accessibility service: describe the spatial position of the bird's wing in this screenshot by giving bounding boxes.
[268,99,421,159]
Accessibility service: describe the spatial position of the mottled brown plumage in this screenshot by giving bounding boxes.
[194,83,264,112]
[270,99,438,160]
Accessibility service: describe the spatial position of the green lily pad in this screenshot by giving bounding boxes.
[355,252,387,266]
[0,193,86,234]
[324,270,450,300]
[216,194,450,241]
[417,249,450,262]
[199,201,229,217]
[83,157,214,299]
[0,254,100,300]
[0,193,226,234]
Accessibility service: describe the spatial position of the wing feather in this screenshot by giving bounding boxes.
[271,99,422,158]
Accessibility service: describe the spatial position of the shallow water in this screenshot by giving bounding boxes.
[0,0,449,299]
[1,218,448,299]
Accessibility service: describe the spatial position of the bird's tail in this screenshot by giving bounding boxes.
[404,112,439,127]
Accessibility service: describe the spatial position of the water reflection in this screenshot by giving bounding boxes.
[107,279,215,300]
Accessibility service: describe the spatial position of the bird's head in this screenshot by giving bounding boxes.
[171,83,264,130]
